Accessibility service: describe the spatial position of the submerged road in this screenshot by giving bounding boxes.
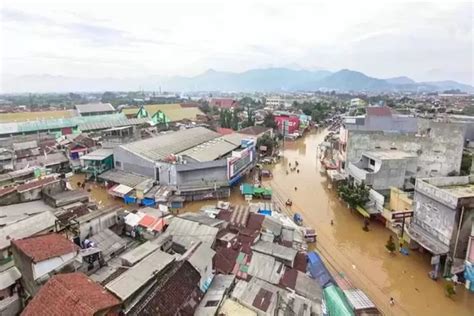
[264,129,473,316]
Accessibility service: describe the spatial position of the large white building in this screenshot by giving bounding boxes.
[265,97,285,108]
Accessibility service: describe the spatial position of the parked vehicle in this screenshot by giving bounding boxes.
[304,228,317,243]
[261,169,273,178]
[293,213,303,226]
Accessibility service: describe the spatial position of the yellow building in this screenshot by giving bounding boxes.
[383,187,413,240]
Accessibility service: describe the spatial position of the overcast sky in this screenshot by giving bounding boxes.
[1,0,472,84]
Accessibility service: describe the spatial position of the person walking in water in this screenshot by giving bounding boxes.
[389,297,395,306]
[294,187,298,191]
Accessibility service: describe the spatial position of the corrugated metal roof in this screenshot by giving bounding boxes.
[80,148,113,161]
[166,217,219,249]
[343,289,376,310]
[99,169,151,187]
[0,113,127,135]
[105,249,175,301]
[0,210,57,250]
[179,136,238,162]
[251,240,297,264]
[247,252,285,285]
[120,127,219,161]
[195,275,235,316]
[75,103,115,114]
[120,241,159,266]
[79,117,149,131]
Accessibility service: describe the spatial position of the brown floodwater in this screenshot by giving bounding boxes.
[70,132,474,315]
[263,129,473,316]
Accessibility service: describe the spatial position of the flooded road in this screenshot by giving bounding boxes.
[69,133,473,315]
[265,129,473,316]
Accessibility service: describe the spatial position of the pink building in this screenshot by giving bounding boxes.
[274,114,300,135]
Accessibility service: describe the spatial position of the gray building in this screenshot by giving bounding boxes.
[75,103,116,116]
[408,176,474,275]
[113,127,255,200]
[348,150,417,191]
[343,121,466,178]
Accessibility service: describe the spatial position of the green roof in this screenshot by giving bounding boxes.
[323,284,355,316]
[241,183,254,195]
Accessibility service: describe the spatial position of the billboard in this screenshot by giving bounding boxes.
[227,146,255,179]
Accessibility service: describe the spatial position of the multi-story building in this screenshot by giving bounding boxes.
[408,176,474,279]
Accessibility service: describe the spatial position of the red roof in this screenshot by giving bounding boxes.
[21,272,120,316]
[12,233,79,263]
[16,177,58,193]
[209,98,238,109]
[217,127,234,135]
[138,215,164,232]
[366,106,392,117]
[293,252,308,273]
[0,186,16,197]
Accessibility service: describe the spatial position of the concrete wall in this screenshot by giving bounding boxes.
[389,188,413,212]
[346,122,465,178]
[370,158,416,190]
[113,146,156,179]
[12,246,37,296]
[176,165,227,188]
[412,191,456,247]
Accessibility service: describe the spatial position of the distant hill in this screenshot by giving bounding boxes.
[385,76,416,85]
[2,68,473,93]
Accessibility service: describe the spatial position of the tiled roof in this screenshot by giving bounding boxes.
[12,233,79,263]
[21,272,120,316]
[209,98,238,109]
[0,186,16,197]
[366,106,392,117]
[129,261,202,315]
[16,177,58,193]
[217,127,234,135]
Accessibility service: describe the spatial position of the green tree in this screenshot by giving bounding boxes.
[337,181,370,210]
[231,109,239,130]
[263,112,277,129]
[256,134,277,155]
[385,235,396,253]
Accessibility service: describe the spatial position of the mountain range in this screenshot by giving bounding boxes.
[2,68,473,93]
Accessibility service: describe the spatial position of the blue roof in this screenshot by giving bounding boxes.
[307,251,333,288]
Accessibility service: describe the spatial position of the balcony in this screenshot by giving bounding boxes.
[348,162,374,185]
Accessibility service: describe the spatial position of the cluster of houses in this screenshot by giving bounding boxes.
[320,106,474,288]
[0,171,381,316]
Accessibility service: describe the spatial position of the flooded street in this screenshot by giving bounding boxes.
[264,129,473,316]
[69,132,473,315]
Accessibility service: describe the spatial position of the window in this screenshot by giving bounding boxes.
[115,161,122,168]
[369,159,375,166]
[205,300,220,307]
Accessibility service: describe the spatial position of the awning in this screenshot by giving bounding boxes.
[327,169,346,182]
[406,224,449,255]
[110,184,133,197]
[356,206,370,218]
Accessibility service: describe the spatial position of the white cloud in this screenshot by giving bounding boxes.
[0,0,472,85]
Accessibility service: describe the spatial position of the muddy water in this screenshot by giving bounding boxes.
[264,129,473,316]
[69,136,473,315]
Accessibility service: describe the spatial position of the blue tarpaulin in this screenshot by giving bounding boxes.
[124,195,136,204]
[258,210,272,216]
[308,251,333,288]
[142,198,155,207]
